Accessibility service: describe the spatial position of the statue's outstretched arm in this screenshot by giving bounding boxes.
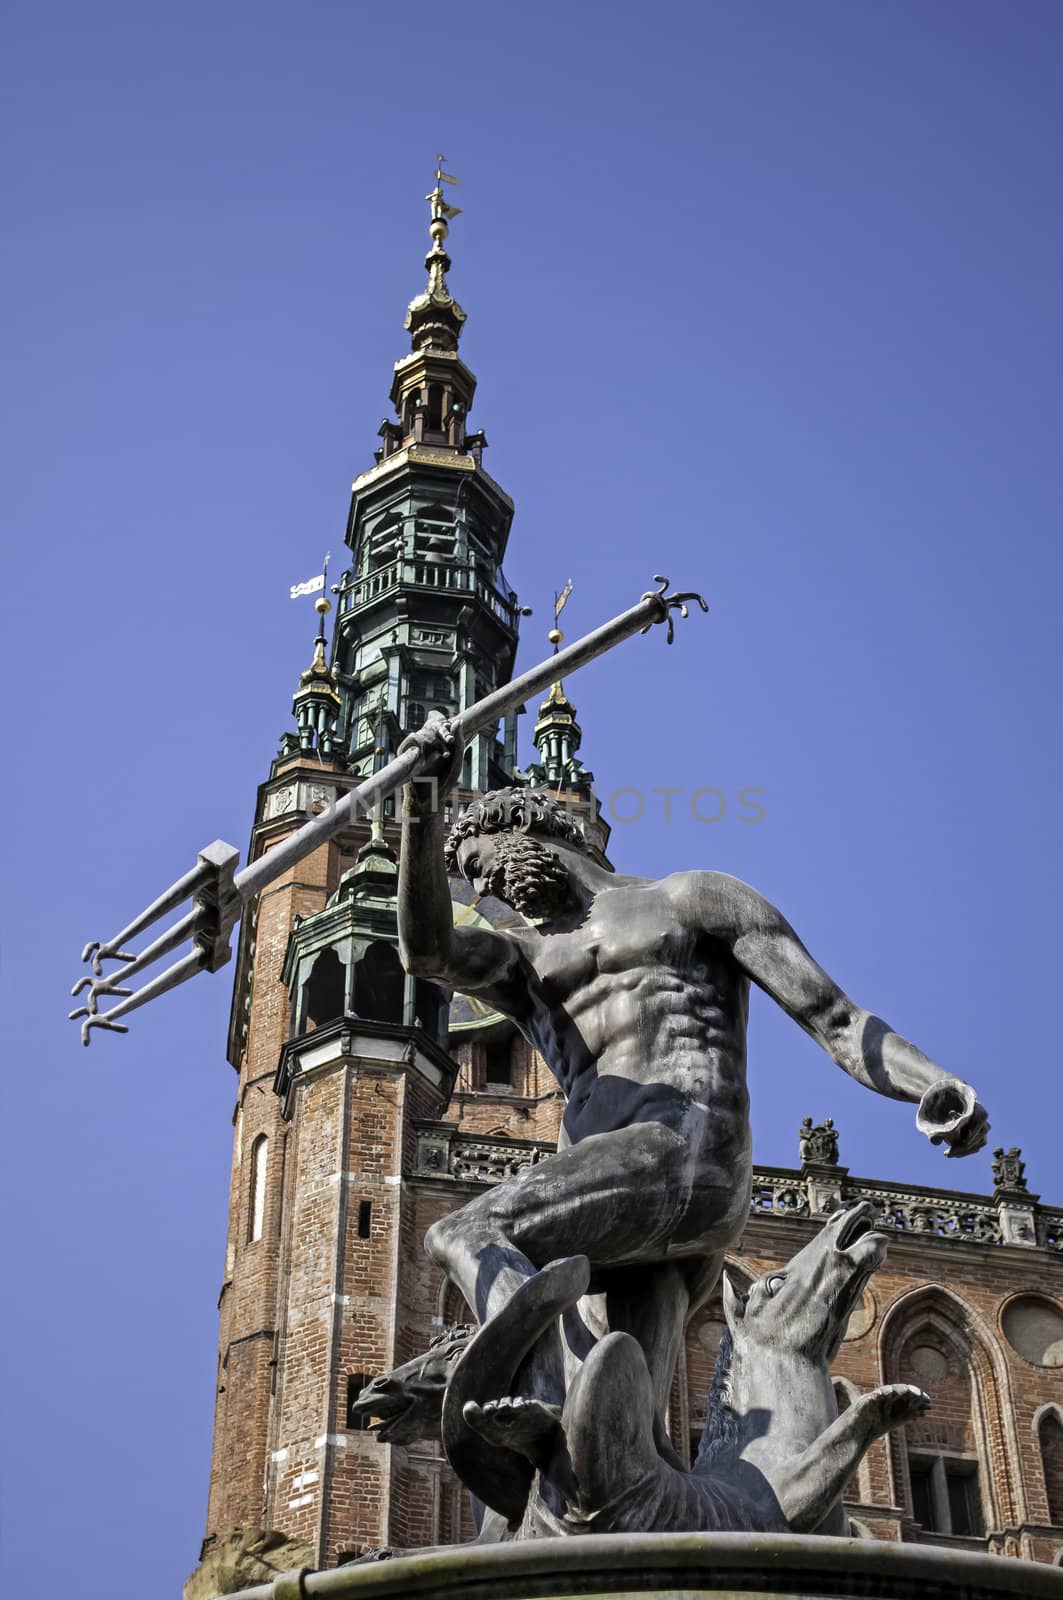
[699,873,989,1158]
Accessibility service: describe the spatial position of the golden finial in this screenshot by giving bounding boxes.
[425,156,462,259]
[407,158,467,341]
[548,578,573,651]
[314,553,332,627]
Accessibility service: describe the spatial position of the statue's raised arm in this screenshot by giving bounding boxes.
[396,713,533,1023]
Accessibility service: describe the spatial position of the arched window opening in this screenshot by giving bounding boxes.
[1041,1411,1063,1526]
[425,384,444,432]
[888,1320,985,1538]
[305,947,345,1030]
[248,1135,268,1243]
[354,941,403,1024]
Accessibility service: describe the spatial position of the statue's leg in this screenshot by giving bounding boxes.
[425,1120,720,1325]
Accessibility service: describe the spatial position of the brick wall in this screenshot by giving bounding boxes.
[204,778,338,1548]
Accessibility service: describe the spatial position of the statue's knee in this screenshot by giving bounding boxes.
[583,1331,653,1404]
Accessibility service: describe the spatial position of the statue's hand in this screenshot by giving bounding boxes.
[398,711,464,808]
[916,1078,989,1159]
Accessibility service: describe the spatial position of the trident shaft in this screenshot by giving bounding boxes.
[70,578,707,1045]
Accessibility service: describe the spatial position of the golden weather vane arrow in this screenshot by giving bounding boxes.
[69,578,707,1045]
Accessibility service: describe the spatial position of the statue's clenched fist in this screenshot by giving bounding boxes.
[398,711,465,808]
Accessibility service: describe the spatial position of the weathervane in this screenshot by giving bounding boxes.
[427,155,462,226]
[549,578,573,653]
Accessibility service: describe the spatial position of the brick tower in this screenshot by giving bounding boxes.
[197,174,603,1580]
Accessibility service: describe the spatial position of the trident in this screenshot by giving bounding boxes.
[70,578,707,1045]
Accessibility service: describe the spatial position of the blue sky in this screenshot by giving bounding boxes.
[4,2,1062,1594]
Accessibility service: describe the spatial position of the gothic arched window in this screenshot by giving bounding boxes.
[881,1298,994,1538]
[1040,1409,1063,1526]
[248,1135,268,1243]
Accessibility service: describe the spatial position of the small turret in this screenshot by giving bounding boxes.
[284,585,341,756]
[522,581,594,795]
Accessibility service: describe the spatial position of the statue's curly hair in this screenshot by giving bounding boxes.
[444,786,590,874]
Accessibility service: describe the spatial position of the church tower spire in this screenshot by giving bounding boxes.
[326,163,522,789]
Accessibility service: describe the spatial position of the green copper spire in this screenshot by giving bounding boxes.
[286,581,342,756]
[326,163,523,792]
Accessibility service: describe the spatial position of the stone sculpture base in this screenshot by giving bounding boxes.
[225,1533,1063,1600]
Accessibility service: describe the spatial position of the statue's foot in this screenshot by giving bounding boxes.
[863,1383,930,1433]
[463,1396,563,1466]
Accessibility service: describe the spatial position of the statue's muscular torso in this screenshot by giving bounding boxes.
[492,871,753,1202]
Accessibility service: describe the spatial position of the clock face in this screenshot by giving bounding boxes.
[447,877,534,1033]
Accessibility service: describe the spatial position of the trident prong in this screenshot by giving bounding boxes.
[639,576,710,643]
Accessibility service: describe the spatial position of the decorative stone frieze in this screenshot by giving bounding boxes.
[411,1136,1057,1260]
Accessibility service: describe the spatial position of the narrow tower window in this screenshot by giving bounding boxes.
[346,1374,374,1431]
[248,1135,268,1243]
[1041,1411,1063,1525]
[357,1200,372,1240]
[484,1035,515,1089]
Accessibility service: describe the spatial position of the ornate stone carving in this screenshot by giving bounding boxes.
[1041,1210,1063,1252]
[264,784,297,819]
[842,1185,1002,1246]
[451,1141,540,1185]
[992,1145,1028,1192]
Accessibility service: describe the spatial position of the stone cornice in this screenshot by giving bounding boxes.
[408,1133,1062,1257]
[274,1017,458,1118]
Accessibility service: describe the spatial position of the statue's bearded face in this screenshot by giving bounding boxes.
[457,832,571,919]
